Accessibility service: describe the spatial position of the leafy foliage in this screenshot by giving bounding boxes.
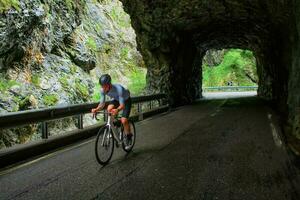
[202,49,258,87]
[86,37,97,52]
[128,68,146,95]
[43,94,58,106]
[0,79,19,92]
[0,0,20,13]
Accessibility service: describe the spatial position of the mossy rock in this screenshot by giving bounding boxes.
[59,75,69,88]
[0,0,20,13]
[0,79,19,92]
[86,36,97,52]
[75,79,89,100]
[43,94,59,106]
[18,96,32,110]
[31,75,41,87]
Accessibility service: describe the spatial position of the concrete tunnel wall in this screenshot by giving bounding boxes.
[120,0,300,138]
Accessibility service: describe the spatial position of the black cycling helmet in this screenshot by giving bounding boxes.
[99,74,111,85]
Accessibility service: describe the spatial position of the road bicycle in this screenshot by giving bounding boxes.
[93,111,136,165]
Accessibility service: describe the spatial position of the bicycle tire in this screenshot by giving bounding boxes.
[121,120,136,153]
[95,126,114,165]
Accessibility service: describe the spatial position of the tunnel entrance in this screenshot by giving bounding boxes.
[201,49,258,97]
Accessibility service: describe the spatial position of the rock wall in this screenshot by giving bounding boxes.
[0,0,143,113]
[120,0,300,137]
[120,1,291,106]
[288,1,300,139]
[0,0,144,148]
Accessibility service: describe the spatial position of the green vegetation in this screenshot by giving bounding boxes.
[92,68,146,101]
[75,79,89,99]
[65,0,74,10]
[59,75,69,88]
[109,7,131,28]
[31,75,40,87]
[0,0,20,13]
[18,96,31,110]
[95,24,103,33]
[202,49,258,87]
[120,47,129,60]
[92,83,101,102]
[0,79,19,92]
[86,37,97,52]
[128,68,146,95]
[102,43,112,54]
[43,94,58,106]
[70,65,77,74]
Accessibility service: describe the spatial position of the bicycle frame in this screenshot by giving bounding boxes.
[104,114,122,145]
[94,111,135,165]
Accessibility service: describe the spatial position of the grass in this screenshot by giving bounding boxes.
[70,65,77,74]
[95,24,103,33]
[92,83,101,102]
[75,79,89,100]
[127,68,146,95]
[86,37,97,52]
[120,47,129,59]
[43,94,58,106]
[0,0,20,13]
[59,75,69,88]
[65,0,74,9]
[202,49,258,87]
[109,6,131,28]
[31,75,40,87]
[0,79,19,92]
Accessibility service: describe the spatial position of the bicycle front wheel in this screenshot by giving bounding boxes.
[95,126,114,165]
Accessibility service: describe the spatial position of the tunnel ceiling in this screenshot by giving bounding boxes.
[120,0,296,112]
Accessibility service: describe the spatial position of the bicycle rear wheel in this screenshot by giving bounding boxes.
[95,126,114,165]
[121,120,136,153]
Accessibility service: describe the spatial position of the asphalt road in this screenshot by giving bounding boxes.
[1,95,300,200]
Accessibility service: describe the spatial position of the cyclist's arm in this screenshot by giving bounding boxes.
[92,90,106,112]
[116,103,125,112]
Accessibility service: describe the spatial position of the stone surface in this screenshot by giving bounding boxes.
[120,0,300,138]
[0,0,144,148]
[202,49,227,67]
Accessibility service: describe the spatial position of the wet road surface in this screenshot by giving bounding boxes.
[1,95,300,200]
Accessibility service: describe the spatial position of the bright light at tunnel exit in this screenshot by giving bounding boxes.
[202,48,258,89]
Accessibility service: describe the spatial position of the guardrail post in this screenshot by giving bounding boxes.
[138,103,143,120]
[76,114,83,129]
[149,101,153,110]
[41,122,48,139]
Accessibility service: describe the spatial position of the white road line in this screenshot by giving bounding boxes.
[267,113,283,148]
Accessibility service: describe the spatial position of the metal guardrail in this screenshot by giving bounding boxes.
[0,93,166,131]
[0,93,168,168]
[203,86,258,92]
[0,93,166,128]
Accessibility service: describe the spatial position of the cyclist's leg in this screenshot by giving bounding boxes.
[121,98,132,135]
[107,100,119,112]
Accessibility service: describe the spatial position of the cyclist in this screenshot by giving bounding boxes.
[91,74,133,146]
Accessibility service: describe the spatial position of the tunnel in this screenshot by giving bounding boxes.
[119,0,300,138]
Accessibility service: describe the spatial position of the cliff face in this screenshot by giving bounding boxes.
[120,0,293,105]
[0,0,143,113]
[0,0,144,148]
[120,0,300,138]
